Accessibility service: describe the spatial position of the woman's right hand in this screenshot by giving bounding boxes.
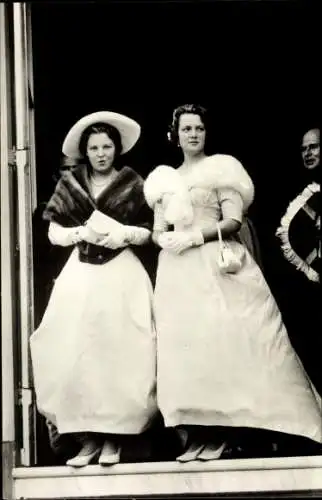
[48,222,93,247]
[158,231,203,254]
[157,231,176,250]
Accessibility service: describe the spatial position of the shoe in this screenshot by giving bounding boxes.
[66,442,101,467]
[176,441,205,462]
[197,441,226,461]
[98,440,121,465]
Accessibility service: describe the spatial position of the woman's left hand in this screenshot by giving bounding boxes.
[96,227,128,249]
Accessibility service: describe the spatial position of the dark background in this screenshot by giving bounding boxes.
[30,0,319,311]
[31,0,318,195]
[30,0,320,463]
[30,0,319,244]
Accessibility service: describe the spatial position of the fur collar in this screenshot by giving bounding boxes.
[182,155,254,210]
[144,154,254,225]
[43,164,148,227]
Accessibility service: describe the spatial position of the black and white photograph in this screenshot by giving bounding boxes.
[1,1,321,499]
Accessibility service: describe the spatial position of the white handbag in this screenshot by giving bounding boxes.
[217,222,243,274]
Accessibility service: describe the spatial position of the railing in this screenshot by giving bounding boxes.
[13,456,322,499]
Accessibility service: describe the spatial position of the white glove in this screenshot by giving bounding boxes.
[158,230,204,254]
[96,226,128,250]
[123,226,151,245]
[48,222,84,247]
[77,225,102,244]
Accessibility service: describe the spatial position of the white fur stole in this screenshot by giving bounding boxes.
[143,155,254,225]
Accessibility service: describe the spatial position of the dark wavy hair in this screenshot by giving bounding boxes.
[78,122,123,160]
[168,104,209,146]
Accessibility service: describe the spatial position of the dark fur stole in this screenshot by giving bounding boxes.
[43,165,153,265]
[43,164,150,227]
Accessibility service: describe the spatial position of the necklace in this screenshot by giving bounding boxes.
[90,168,118,188]
[90,176,109,187]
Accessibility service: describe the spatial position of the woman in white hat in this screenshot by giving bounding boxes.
[30,111,157,467]
[144,104,322,462]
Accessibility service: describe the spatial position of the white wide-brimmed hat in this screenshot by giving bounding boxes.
[62,111,141,158]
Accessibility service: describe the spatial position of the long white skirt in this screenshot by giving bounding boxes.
[30,247,157,435]
[154,240,322,443]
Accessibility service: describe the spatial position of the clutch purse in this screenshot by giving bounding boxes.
[216,222,243,274]
[85,210,123,241]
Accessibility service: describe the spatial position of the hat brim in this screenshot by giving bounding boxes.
[62,111,141,158]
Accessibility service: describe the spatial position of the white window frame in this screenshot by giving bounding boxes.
[12,1,37,467]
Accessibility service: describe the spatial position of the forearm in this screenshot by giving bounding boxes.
[48,221,82,246]
[152,219,241,249]
[202,218,242,243]
[124,225,151,246]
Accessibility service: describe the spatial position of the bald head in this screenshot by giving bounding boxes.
[301,128,320,170]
